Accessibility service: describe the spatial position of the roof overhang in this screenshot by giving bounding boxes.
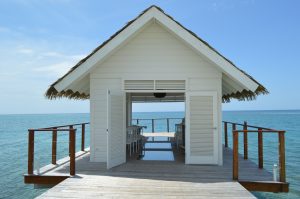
[46,5,268,102]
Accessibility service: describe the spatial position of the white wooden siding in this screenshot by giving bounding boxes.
[91,22,221,80]
[90,22,222,164]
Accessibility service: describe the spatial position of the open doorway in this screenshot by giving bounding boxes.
[125,92,185,163]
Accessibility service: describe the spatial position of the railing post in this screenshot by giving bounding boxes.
[28,130,34,175]
[137,119,139,125]
[279,131,286,182]
[152,119,154,133]
[232,123,236,131]
[69,125,73,156]
[70,129,76,176]
[258,128,263,169]
[167,118,170,132]
[233,130,239,180]
[52,128,57,164]
[224,122,228,148]
[232,123,236,136]
[243,121,248,160]
[81,124,85,151]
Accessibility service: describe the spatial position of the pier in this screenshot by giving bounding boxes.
[24,118,288,198]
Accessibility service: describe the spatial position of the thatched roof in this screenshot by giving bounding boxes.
[45,5,268,102]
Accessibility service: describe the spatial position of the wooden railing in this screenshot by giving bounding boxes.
[132,118,183,132]
[27,122,89,176]
[223,121,286,183]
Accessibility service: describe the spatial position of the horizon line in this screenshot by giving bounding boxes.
[0,109,300,115]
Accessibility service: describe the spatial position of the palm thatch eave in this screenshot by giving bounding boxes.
[45,84,268,102]
[45,86,89,100]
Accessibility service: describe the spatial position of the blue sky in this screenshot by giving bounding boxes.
[0,0,299,114]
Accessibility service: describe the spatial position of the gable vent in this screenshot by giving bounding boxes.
[124,80,154,90]
[156,80,185,90]
[124,80,185,90]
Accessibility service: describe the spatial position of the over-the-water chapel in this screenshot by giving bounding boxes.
[24,5,289,198]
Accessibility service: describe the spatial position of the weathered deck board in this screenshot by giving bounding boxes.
[34,145,272,198]
[37,176,254,198]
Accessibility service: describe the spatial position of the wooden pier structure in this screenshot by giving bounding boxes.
[24,119,289,198]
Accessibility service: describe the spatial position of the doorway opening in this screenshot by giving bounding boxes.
[125,92,185,162]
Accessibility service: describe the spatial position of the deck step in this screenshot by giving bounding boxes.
[24,174,69,185]
[239,181,289,192]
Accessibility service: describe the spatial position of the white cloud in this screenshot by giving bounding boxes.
[41,51,64,57]
[17,47,34,54]
[9,43,86,77]
[34,61,74,76]
[32,53,86,76]
[40,51,86,60]
[0,72,20,79]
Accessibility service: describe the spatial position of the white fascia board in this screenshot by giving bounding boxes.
[54,8,157,92]
[222,74,244,92]
[152,8,259,92]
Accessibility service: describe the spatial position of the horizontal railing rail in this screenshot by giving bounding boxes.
[27,122,89,176]
[222,121,286,183]
[42,122,90,130]
[132,118,183,132]
[222,121,274,130]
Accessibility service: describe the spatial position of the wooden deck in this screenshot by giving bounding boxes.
[24,120,289,198]
[30,145,278,198]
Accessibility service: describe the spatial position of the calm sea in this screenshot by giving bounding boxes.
[0,111,299,199]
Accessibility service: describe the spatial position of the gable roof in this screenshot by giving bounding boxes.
[45,5,268,102]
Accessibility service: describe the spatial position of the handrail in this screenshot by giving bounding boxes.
[37,122,90,130]
[28,128,71,132]
[27,122,89,176]
[233,130,285,133]
[223,121,286,183]
[222,121,273,130]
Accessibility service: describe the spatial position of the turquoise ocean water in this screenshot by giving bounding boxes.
[0,111,299,198]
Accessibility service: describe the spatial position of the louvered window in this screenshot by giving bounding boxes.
[155,80,185,90]
[124,80,185,90]
[124,80,154,90]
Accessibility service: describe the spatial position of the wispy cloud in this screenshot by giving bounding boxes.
[17,47,34,54]
[0,71,21,79]
[40,51,85,60]
[34,61,74,76]
[32,53,86,76]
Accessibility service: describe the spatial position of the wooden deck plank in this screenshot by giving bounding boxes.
[33,146,270,198]
[37,175,255,199]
